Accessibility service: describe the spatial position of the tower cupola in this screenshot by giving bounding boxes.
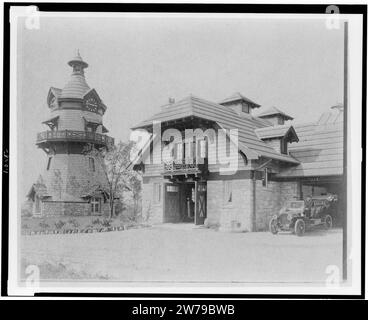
[68,50,89,75]
[60,50,90,100]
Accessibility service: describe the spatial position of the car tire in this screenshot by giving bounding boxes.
[269,217,278,235]
[324,214,333,230]
[295,219,305,236]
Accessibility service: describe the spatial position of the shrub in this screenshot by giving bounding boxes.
[92,218,102,225]
[54,220,66,230]
[68,218,79,228]
[101,219,111,227]
[39,221,50,229]
[22,210,33,218]
[22,224,29,229]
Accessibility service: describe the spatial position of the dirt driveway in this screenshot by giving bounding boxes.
[20,224,342,284]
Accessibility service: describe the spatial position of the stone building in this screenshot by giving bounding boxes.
[27,52,114,216]
[131,93,343,231]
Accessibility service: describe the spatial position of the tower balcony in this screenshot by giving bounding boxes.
[36,130,114,148]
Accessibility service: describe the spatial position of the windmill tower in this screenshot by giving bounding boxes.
[27,51,114,216]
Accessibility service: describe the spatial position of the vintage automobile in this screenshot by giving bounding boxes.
[269,194,338,236]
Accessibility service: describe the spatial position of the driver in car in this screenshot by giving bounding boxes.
[304,196,313,218]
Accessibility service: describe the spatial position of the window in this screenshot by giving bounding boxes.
[167,185,179,192]
[242,103,250,113]
[262,168,269,187]
[175,143,183,163]
[280,138,288,154]
[34,195,41,213]
[47,157,52,170]
[89,157,95,172]
[153,183,161,203]
[199,139,207,158]
[91,197,101,214]
[85,123,98,133]
[223,181,233,204]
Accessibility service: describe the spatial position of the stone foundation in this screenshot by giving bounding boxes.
[142,177,165,224]
[141,176,300,232]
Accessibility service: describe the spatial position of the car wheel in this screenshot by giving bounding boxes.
[269,217,278,234]
[324,215,333,230]
[295,219,305,236]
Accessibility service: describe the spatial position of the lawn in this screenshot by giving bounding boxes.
[20,225,343,284]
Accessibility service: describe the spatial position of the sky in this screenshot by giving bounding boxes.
[17,15,344,197]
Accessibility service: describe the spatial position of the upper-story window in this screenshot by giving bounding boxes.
[262,168,270,187]
[89,157,95,172]
[85,123,98,133]
[175,143,183,162]
[280,138,288,154]
[47,157,52,170]
[242,103,250,113]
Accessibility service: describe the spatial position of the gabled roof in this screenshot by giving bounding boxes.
[81,185,110,199]
[47,87,62,106]
[276,109,343,178]
[132,95,299,164]
[49,87,62,98]
[27,175,50,200]
[257,106,294,120]
[42,115,59,125]
[255,125,299,142]
[219,92,261,108]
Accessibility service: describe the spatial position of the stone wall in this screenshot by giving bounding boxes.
[207,179,253,232]
[142,177,165,224]
[42,201,90,216]
[41,200,110,216]
[255,180,281,231]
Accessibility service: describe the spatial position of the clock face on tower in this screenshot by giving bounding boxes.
[85,97,99,113]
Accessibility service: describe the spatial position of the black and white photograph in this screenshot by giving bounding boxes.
[2,2,365,299]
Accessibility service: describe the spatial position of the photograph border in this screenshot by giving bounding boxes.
[2,1,366,299]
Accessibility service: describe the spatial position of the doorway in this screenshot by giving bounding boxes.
[163,181,207,225]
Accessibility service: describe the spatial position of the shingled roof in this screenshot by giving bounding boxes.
[257,106,294,120]
[219,92,261,108]
[276,109,343,177]
[60,53,91,100]
[132,95,299,164]
[255,125,299,142]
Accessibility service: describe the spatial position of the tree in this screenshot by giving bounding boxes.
[85,141,140,219]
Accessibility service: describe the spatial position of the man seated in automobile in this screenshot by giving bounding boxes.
[304,196,313,218]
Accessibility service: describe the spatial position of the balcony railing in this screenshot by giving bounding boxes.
[36,130,114,147]
[162,159,207,176]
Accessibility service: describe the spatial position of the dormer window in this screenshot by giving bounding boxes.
[257,107,294,126]
[83,116,101,133]
[219,92,261,115]
[255,125,299,155]
[280,138,288,154]
[242,103,250,114]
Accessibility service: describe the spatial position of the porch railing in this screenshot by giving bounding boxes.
[163,159,206,176]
